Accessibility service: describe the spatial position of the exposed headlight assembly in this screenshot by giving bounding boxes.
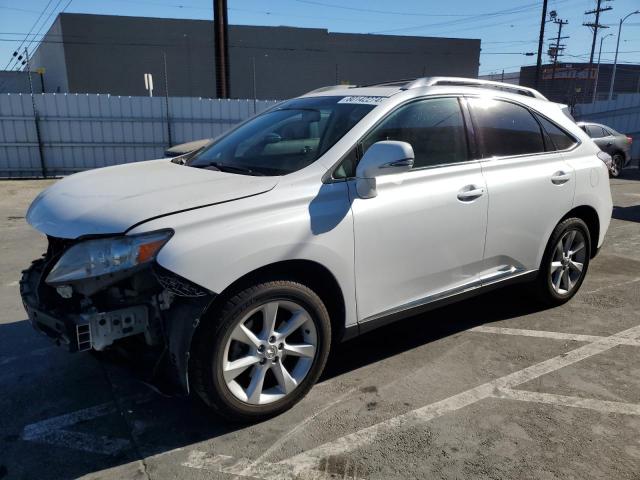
[46,230,173,284]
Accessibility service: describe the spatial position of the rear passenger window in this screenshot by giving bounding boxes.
[586,125,606,138]
[361,97,469,169]
[535,114,577,151]
[468,98,545,157]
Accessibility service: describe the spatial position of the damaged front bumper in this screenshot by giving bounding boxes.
[20,242,215,395]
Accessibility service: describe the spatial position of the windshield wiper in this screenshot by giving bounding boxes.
[197,161,266,176]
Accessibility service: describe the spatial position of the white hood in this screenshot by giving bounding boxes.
[27,159,279,238]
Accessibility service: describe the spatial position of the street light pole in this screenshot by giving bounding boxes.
[592,33,614,103]
[608,10,640,100]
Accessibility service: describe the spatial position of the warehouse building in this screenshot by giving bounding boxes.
[29,13,481,99]
[519,63,640,105]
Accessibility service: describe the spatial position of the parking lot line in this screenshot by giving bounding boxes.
[274,323,640,476]
[21,394,152,456]
[470,325,605,343]
[470,325,640,346]
[493,388,640,416]
[21,400,131,455]
[182,450,363,480]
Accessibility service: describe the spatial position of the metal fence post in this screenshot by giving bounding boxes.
[163,52,173,148]
[25,47,47,178]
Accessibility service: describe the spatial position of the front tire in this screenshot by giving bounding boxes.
[191,280,331,422]
[534,217,591,306]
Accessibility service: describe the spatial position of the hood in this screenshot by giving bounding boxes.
[27,159,279,238]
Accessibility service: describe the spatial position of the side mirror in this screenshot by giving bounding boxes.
[355,141,415,198]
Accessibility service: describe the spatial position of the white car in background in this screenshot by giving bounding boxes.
[21,77,612,421]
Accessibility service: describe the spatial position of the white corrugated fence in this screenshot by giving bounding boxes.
[0,93,280,178]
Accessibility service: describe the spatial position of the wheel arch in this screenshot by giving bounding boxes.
[562,205,600,258]
[201,259,347,343]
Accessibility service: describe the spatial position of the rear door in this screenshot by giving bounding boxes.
[467,97,577,279]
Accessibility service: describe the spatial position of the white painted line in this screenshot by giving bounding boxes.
[0,345,56,366]
[21,395,151,456]
[584,277,640,294]
[470,325,640,347]
[22,401,130,455]
[470,326,604,343]
[182,451,363,480]
[494,388,640,416]
[237,387,358,478]
[277,323,640,474]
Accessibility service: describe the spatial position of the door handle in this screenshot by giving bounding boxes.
[457,185,485,201]
[551,171,571,185]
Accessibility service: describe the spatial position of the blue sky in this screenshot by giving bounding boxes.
[1,0,639,75]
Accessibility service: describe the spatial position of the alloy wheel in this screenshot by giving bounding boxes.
[611,154,623,177]
[222,300,317,405]
[549,229,587,295]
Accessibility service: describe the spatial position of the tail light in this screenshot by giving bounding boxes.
[597,151,612,168]
[626,136,633,145]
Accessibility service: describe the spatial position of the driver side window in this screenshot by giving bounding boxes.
[334,97,469,178]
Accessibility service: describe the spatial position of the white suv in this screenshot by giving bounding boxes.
[22,78,612,421]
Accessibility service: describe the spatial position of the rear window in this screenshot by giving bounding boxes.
[535,114,577,151]
[585,125,607,138]
[468,98,545,157]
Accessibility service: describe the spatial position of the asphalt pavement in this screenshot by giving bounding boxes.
[1,169,639,480]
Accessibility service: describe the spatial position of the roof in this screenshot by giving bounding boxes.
[302,77,548,102]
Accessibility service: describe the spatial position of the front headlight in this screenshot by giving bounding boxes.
[46,230,173,284]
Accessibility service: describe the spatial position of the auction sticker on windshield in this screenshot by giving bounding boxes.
[337,96,386,105]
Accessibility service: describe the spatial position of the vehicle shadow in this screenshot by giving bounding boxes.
[324,284,544,379]
[2,284,549,480]
[616,166,640,181]
[612,204,640,223]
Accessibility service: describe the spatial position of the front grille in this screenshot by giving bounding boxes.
[153,266,210,297]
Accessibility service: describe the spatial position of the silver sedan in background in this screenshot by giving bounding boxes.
[577,122,633,178]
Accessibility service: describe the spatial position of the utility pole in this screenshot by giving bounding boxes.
[549,18,569,82]
[609,10,640,100]
[534,0,549,90]
[592,33,613,103]
[213,0,230,98]
[583,0,612,64]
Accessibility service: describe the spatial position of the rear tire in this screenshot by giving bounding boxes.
[190,280,331,422]
[610,153,624,178]
[534,217,591,306]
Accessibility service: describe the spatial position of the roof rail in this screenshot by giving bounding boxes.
[306,84,357,94]
[404,77,548,101]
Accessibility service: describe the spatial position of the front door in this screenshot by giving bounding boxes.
[349,97,488,322]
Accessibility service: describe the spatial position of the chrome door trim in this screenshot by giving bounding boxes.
[360,266,532,325]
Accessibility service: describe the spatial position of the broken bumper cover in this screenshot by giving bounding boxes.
[20,257,215,395]
[20,260,148,352]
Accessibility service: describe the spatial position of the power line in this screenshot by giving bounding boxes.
[370,2,546,34]
[0,6,42,14]
[10,0,74,72]
[292,0,524,17]
[4,0,55,70]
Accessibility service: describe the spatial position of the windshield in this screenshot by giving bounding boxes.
[187,96,377,176]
